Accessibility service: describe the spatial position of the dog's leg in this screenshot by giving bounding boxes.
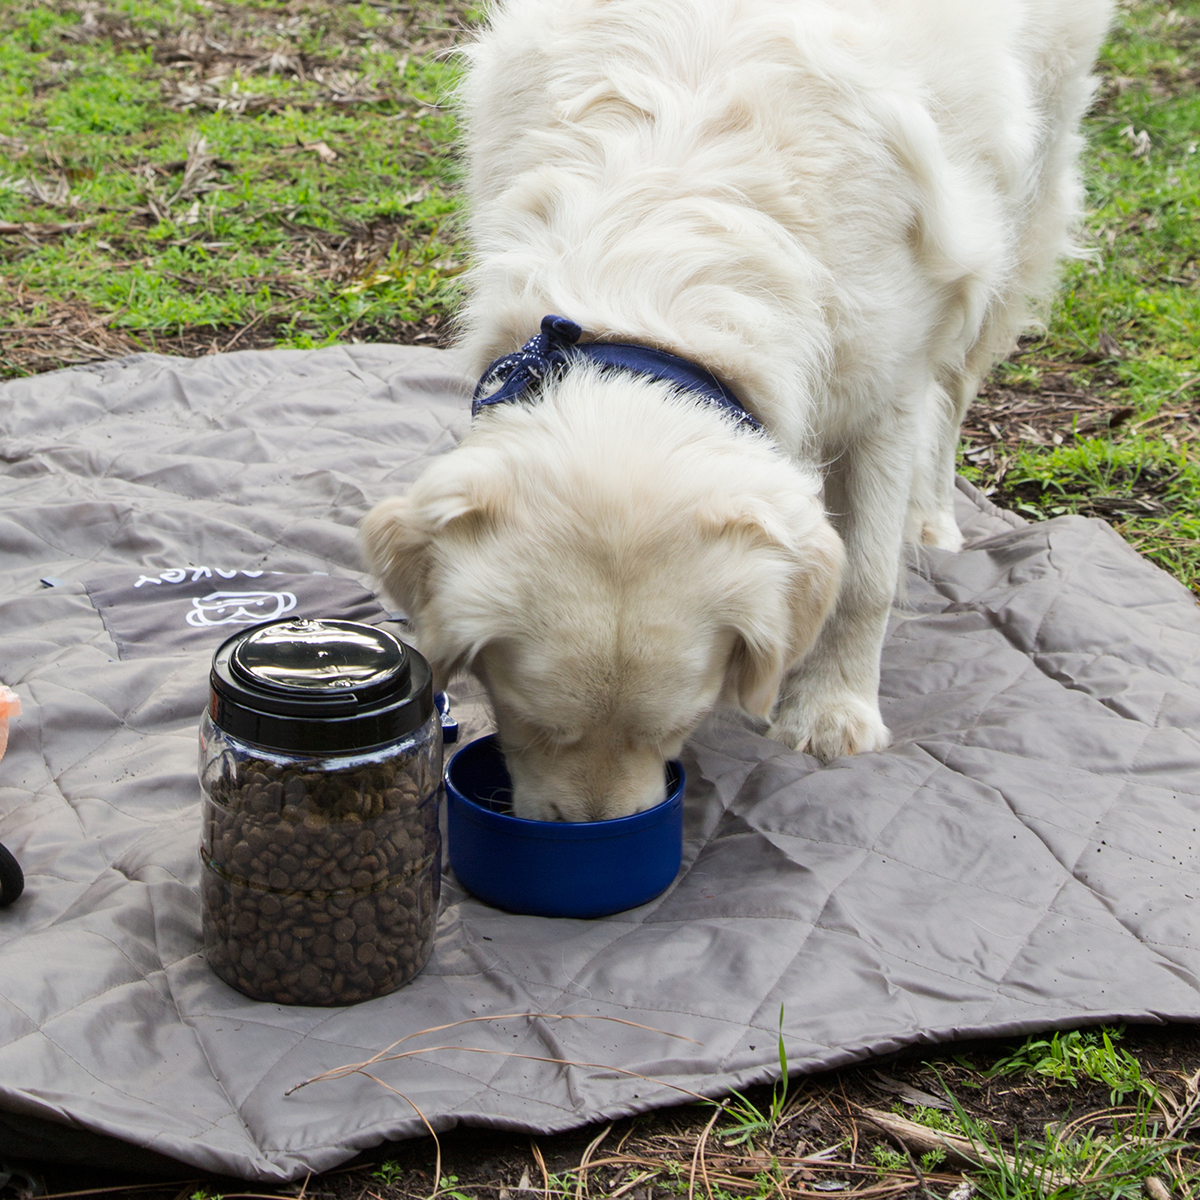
[906,14,1106,561]
[768,427,913,761]
[907,374,967,553]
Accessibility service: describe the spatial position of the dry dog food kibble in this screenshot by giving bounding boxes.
[199,619,441,1006]
[201,751,439,1005]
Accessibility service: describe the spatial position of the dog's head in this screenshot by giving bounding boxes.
[361,368,842,821]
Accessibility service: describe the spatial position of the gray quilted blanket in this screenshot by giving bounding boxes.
[2,345,1199,1181]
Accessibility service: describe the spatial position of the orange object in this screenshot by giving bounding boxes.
[0,685,19,762]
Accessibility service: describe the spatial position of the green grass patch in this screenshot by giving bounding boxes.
[999,431,1200,591]
[981,0,1200,594]
[944,1085,1188,1200]
[0,0,468,356]
[984,1028,1158,1107]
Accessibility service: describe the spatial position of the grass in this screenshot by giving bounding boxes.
[720,1007,793,1148]
[984,1028,1159,1108]
[870,1145,948,1178]
[0,0,468,366]
[5,3,1200,1200]
[959,0,1200,595]
[996,432,1200,590]
[933,1036,1200,1200]
[943,1089,1185,1200]
[921,1032,1192,1200]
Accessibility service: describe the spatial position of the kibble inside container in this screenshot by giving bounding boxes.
[199,618,441,1006]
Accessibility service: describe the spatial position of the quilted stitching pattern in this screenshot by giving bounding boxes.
[2,346,1199,1180]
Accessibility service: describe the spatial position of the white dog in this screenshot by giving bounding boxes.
[362,0,1112,820]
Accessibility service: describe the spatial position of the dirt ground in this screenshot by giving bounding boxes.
[0,285,454,369]
[964,349,1197,521]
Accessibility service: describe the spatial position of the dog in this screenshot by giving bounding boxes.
[362,0,1112,821]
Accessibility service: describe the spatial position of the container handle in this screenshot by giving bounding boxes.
[434,692,459,744]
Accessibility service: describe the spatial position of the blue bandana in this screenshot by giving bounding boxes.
[472,315,764,434]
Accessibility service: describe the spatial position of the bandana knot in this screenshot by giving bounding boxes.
[472,315,583,416]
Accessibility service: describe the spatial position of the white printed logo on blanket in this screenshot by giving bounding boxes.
[185,589,298,628]
[83,567,388,658]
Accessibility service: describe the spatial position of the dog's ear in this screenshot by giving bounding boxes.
[359,493,437,616]
[715,497,844,718]
[359,446,508,617]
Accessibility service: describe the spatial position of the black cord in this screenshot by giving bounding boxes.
[0,841,23,908]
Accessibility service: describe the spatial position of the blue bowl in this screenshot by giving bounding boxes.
[445,734,685,918]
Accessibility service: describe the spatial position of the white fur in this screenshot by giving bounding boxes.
[363,0,1111,819]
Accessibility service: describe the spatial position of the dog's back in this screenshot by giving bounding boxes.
[456,0,1111,459]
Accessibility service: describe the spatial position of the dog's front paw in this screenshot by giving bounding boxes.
[918,512,964,552]
[768,691,890,762]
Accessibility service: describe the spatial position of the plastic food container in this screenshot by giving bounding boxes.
[445,734,685,918]
[199,618,440,1006]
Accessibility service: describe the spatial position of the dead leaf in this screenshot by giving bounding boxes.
[0,219,95,238]
[1120,125,1152,158]
[1074,331,1124,363]
[871,1071,952,1111]
[172,133,220,203]
[2,173,73,208]
[254,51,303,78]
[301,140,338,164]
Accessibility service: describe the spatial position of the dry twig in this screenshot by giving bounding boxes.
[689,1102,725,1200]
[530,1140,550,1200]
[573,1122,612,1200]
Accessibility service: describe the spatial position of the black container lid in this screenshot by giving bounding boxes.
[209,619,433,753]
